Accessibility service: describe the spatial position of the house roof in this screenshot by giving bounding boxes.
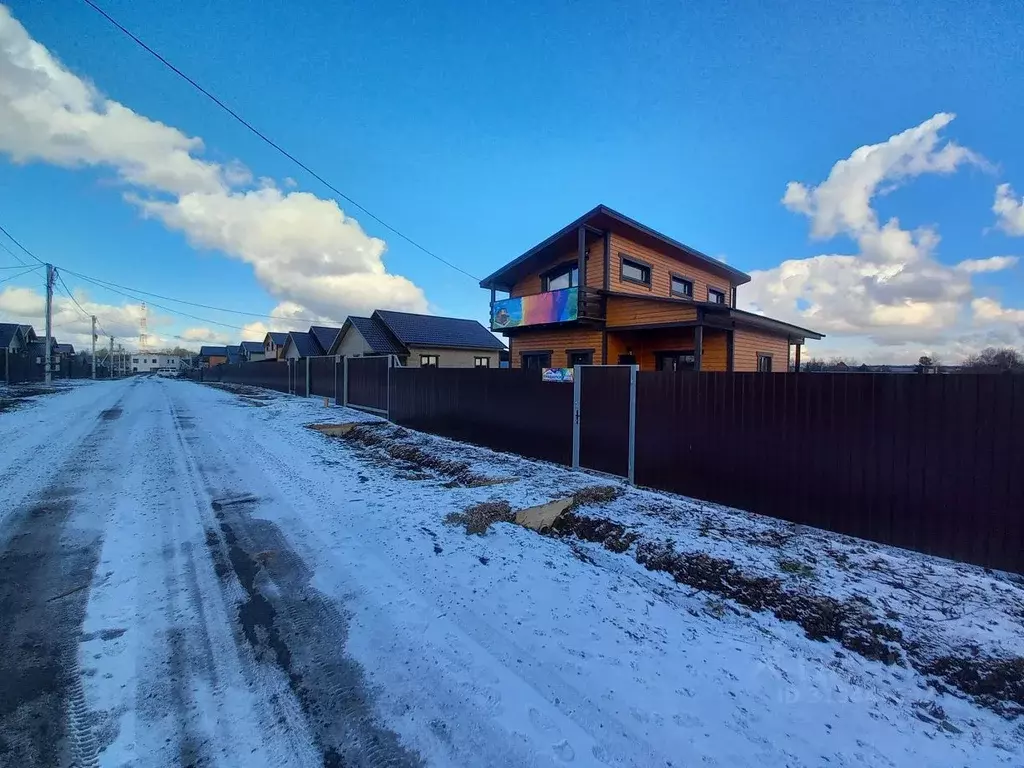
[19,324,36,342]
[239,341,264,354]
[374,310,506,351]
[55,343,75,354]
[264,332,289,345]
[479,204,751,292]
[225,345,242,364]
[0,323,23,350]
[335,316,406,356]
[309,325,343,354]
[199,345,228,356]
[285,331,324,357]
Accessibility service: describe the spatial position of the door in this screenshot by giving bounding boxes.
[575,365,635,479]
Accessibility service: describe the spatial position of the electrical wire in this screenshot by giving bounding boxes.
[0,223,46,265]
[79,0,481,283]
[0,264,42,285]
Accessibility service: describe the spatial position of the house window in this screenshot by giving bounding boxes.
[567,350,593,366]
[542,263,578,292]
[620,255,651,286]
[421,355,439,367]
[757,353,773,372]
[656,351,697,371]
[474,356,490,368]
[708,288,726,304]
[521,352,551,370]
[670,275,694,299]
[132,358,139,363]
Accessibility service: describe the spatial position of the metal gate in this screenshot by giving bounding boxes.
[572,364,637,480]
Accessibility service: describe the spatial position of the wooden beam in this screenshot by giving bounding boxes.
[577,226,586,287]
[603,230,610,291]
[694,324,703,372]
[726,330,734,372]
[794,342,801,373]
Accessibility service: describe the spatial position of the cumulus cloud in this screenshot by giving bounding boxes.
[746,113,1023,362]
[0,5,428,321]
[971,298,1024,324]
[994,184,1024,236]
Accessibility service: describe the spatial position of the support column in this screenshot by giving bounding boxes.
[794,342,802,373]
[694,325,704,372]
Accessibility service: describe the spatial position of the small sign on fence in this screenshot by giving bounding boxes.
[542,367,574,383]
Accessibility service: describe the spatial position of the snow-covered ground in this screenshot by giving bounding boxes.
[1,377,1021,767]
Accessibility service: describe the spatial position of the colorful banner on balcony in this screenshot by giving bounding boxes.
[491,286,578,330]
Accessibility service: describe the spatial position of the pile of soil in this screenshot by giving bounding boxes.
[444,502,515,535]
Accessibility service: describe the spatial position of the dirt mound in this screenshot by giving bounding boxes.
[444,502,515,535]
[923,655,1024,717]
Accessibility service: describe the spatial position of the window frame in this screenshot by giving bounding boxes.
[473,356,490,368]
[707,287,727,305]
[521,351,552,371]
[618,253,652,287]
[757,353,773,373]
[566,349,594,367]
[670,273,694,299]
[541,261,579,292]
[420,354,440,367]
[655,350,697,372]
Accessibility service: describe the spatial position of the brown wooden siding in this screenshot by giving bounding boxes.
[606,327,729,371]
[733,328,790,372]
[701,330,728,371]
[606,295,697,327]
[609,233,734,305]
[509,238,605,298]
[509,328,604,368]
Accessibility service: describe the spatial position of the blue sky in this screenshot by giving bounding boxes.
[1,0,1022,360]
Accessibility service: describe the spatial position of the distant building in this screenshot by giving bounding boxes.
[239,341,265,362]
[131,353,182,374]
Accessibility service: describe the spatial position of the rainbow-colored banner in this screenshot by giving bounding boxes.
[490,287,578,330]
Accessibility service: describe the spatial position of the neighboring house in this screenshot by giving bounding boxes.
[281,331,325,360]
[225,345,242,365]
[25,336,56,364]
[131,353,182,374]
[0,323,28,353]
[18,325,37,344]
[309,325,343,354]
[263,332,288,360]
[480,205,823,371]
[199,346,229,367]
[327,310,506,368]
[55,343,75,357]
[239,341,265,362]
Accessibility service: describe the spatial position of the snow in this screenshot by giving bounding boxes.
[0,377,1021,766]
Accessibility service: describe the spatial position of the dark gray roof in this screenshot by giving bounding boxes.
[266,332,288,345]
[344,316,405,355]
[19,324,36,342]
[374,310,506,351]
[225,345,242,364]
[200,346,228,356]
[286,331,324,357]
[0,323,22,350]
[309,325,342,354]
[240,341,264,353]
[55,343,75,354]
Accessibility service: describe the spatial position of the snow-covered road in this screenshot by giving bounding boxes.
[1,378,1020,767]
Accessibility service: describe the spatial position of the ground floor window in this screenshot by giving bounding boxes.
[421,354,439,367]
[567,350,593,367]
[655,351,697,371]
[521,352,551,370]
[474,356,490,368]
[757,353,773,372]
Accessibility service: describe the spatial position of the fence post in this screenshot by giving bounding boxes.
[305,358,311,397]
[627,364,638,483]
[386,355,393,420]
[571,364,581,469]
[343,356,349,407]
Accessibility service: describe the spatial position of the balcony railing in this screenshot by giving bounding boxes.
[490,286,606,331]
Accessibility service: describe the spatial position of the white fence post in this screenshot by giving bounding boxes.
[571,364,582,469]
[627,364,638,483]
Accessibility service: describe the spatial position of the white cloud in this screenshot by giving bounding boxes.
[971,297,1024,324]
[0,6,428,322]
[994,183,1024,236]
[955,255,1019,273]
[746,113,1023,363]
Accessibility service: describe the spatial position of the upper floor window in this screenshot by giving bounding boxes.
[542,263,578,292]
[620,255,651,286]
[421,354,439,367]
[671,275,694,299]
[708,288,726,304]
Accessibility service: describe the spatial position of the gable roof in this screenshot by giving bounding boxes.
[330,316,406,356]
[479,204,750,292]
[374,310,506,351]
[284,331,324,357]
[199,345,228,357]
[55,343,75,354]
[19,325,36,342]
[225,345,242,364]
[264,332,288,346]
[239,341,264,354]
[0,323,24,350]
[308,325,342,354]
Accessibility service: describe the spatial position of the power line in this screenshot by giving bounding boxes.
[79,0,481,283]
[0,223,46,265]
[54,272,110,337]
[0,265,42,285]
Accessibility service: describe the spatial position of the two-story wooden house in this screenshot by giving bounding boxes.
[481,205,823,372]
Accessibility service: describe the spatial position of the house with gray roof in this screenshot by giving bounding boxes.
[262,331,289,361]
[239,341,265,362]
[0,323,29,353]
[328,310,506,368]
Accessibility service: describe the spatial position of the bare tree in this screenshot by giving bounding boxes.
[961,347,1024,373]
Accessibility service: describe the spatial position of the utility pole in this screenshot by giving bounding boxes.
[44,264,54,385]
[109,336,114,379]
[91,316,97,379]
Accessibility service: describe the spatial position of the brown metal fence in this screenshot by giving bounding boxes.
[578,366,632,477]
[347,356,390,413]
[309,357,335,398]
[634,372,1024,574]
[389,368,573,465]
[207,361,291,392]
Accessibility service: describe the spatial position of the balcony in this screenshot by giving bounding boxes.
[490,286,606,331]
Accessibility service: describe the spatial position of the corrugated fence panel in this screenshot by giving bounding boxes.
[579,367,631,476]
[634,372,1024,574]
[209,361,290,392]
[347,356,390,412]
[309,357,336,399]
[389,368,573,465]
